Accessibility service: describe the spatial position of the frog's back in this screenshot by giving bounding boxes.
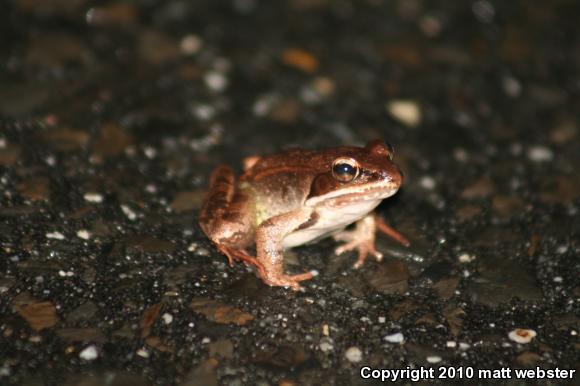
[240,171,313,226]
[238,145,361,225]
[241,147,355,179]
[237,150,308,223]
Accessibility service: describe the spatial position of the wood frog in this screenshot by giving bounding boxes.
[199,139,409,290]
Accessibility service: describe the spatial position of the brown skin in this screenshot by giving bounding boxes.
[199,139,409,290]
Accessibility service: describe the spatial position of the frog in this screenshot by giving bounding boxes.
[198,139,409,290]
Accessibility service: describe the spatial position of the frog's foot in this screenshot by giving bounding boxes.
[333,215,382,269]
[334,231,382,269]
[259,271,314,291]
[217,245,266,278]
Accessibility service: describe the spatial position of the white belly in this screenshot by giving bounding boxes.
[282,199,381,249]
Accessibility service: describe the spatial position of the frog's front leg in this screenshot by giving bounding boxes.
[334,214,409,269]
[256,208,316,290]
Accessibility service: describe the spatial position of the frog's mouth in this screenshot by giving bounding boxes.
[305,182,400,207]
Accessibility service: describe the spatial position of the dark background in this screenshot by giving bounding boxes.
[0,0,578,385]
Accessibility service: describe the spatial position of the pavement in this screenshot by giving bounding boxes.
[0,1,578,385]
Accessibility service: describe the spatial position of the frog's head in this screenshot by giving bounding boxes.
[306,139,403,208]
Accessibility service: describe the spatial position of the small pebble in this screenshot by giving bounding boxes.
[527,146,553,162]
[84,193,103,203]
[79,345,99,360]
[253,96,274,116]
[386,100,421,128]
[426,355,442,363]
[46,232,65,240]
[143,146,156,158]
[180,34,203,54]
[508,328,537,344]
[192,104,215,120]
[45,155,56,166]
[204,71,228,92]
[281,48,319,73]
[301,77,336,104]
[344,346,363,363]
[121,205,137,220]
[384,332,404,343]
[162,313,173,324]
[419,176,436,190]
[311,77,335,96]
[76,230,91,240]
[446,341,457,348]
[458,253,476,263]
[319,338,334,352]
[136,348,149,358]
[502,76,522,97]
[29,335,42,343]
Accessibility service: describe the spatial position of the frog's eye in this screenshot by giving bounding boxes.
[332,157,360,183]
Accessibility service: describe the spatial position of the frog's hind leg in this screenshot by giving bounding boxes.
[199,166,263,272]
[376,217,410,247]
[199,165,235,235]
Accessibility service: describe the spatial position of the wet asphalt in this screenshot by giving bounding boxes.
[0,1,579,385]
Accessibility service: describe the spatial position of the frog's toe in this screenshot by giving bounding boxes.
[261,272,314,290]
[353,246,383,268]
[334,239,358,255]
[289,271,315,282]
[370,246,383,261]
[334,229,380,257]
[336,239,382,269]
[266,278,302,290]
[219,245,263,268]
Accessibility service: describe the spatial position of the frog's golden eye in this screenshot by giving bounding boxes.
[332,157,360,183]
